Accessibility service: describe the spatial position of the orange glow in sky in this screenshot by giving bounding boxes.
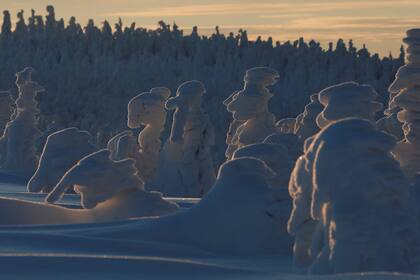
[2,0,420,56]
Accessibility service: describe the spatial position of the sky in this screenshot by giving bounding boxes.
[1,0,420,57]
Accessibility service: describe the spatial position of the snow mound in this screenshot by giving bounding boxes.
[316,82,382,129]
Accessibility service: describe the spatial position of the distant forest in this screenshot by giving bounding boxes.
[0,6,405,165]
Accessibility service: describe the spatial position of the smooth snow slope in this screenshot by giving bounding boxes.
[0,179,417,279]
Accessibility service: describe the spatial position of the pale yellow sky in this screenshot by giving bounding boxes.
[2,0,420,56]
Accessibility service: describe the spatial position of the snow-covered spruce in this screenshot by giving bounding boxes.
[107,87,170,184]
[294,94,323,141]
[0,67,43,175]
[148,81,215,197]
[316,81,383,129]
[287,82,383,269]
[390,29,420,182]
[27,127,96,193]
[0,8,405,169]
[309,118,420,274]
[224,67,279,160]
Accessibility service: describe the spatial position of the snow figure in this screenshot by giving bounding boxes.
[0,67,44,175]
[27,127,96,193]
[294,94,323,141]
[389,29,420,182]
[276,118,296,134]
[309,118,420,274]
[106,87,170,183]
[46,149,178,217]
[128,87,171,182]
[264,133,303,162]
[287,136,320,268]
[0,91,12,135]
[316,82,383,129]
[376,90,403,140]
[149,81,215,197]
[224,67,279,159]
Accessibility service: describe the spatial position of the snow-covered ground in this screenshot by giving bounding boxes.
[0,178,416,280]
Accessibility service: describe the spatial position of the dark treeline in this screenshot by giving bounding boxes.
[0,6,405,165]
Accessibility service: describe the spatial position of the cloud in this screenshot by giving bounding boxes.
[104,1,420,18]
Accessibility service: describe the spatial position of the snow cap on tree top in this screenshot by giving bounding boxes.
[131,87,171,109]
[16,67,34,85]
[244,67,279,89]
[316,81,382,128]
[318,81,378,105]
[389,64,420,93]
[166,80,205,109]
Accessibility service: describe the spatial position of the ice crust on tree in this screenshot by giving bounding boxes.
[390,29,420,182]
[148,81,215,197]
[27,127,96,193]
[107,87,170,183]
[309,118,420,274]
[224,67,279,160]
[0,67,43,175]
[294,94,323,141]
[316,82,383,129]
